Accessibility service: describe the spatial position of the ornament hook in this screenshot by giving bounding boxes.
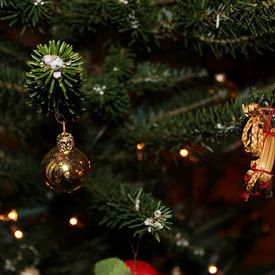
[55,113,67,134]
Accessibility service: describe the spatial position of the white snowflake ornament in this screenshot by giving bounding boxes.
[34,0,44,6]
[42,55,65,71]
[154,210,162,218]
[42,55,53,65]
[53,71,62,79]
[50,56,64,71]
[135,198,140,211]
[144,218,153,226]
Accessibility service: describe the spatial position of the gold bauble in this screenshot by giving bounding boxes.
[42,132,91,193]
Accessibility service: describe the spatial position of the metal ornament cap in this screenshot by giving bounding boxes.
[57,133,74,153]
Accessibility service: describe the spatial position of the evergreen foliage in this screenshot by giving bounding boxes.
[0,0,274,274]
[25,40,83,118]
[0,0,51,31]
[0,0,273,55]
[126,84,275,152]
[88,169,172,242]
[83,74,131,122]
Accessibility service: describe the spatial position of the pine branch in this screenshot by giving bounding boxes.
[176,0,275,56]
[165,208,236,261]
[0,92,36,142]
[125,83,275,151]
[0,0,52,30]
[11,0,273,56]
[87,168,173,242]
[1,0,274,56]
[0,44,26,63]
[83,74,131,122]
[154,89,227,120]
[0,64,38,142]
[0,81,24,93]
[0,64,25,92]
[0,155,40,192]
[102,46,135,81]
[82,43,208,121]
[25,40,84,118]
[153,0,176,6]
[126,63,207,95]
[195,28,275,45]
[51,0,114,40]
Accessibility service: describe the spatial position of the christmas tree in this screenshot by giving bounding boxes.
[0,1,275,274]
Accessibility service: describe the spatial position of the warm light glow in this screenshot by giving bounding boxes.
[208,264,218,274]
[171,266,182,275]
[136,143,145,150]
[179,148,189,158]
[69,217,78,226]
[14,229,24,239]
[215,73,226,83]
[62,164,69,171]
[8,209,18,221]
[262,223,270,233]
[208,88,216,95]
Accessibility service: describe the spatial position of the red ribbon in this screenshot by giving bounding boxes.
[241,191,261,201]
[264,106,275,143]
[250,163,273,175]
[244,172,271,188]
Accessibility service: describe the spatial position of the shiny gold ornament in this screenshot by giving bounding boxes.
[42,132,91,193]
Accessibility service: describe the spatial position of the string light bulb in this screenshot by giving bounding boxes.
[208,88,216,95]
[179,148,189,158]
[69,217,78,226]
[136,143,145,161]
[208,264,218,274]
[14,229,24,239]
[215,73,226,83]
[136,143,145,150]
[8,209,18,221]
[171,266,183,275]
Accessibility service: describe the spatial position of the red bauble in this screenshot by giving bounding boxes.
[124,260,158,275]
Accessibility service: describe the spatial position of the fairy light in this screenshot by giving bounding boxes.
[179,148,189,158]
[7,210,18,221]
[136,143,145,150]
[0,209,18,221]
[208,264,218,274]
[171,266,182,275]
[69,217,78,226]
[208,88,216,95]
[14,229,24,239]
[136,143,145,161]
[215,73,226,83]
